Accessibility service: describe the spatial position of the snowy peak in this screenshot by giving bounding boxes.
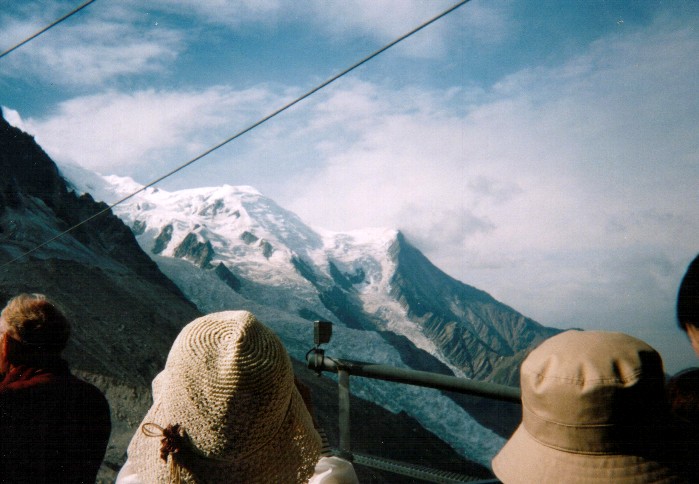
[96,179,322,266]
[82,170,557,384]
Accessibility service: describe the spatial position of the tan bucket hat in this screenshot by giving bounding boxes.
[126,310,321,483]
[492,330,684,483]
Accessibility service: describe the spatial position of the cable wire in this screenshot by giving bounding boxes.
[0,0,99,60]
[0,0,470,267]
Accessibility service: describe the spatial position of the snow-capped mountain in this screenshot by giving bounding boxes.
[61,165,560,465]
[1,108,492,481]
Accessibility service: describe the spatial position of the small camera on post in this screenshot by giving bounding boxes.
[314,320,332,346]
[308,321,332,376]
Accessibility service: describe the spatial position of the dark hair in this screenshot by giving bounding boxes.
[677,254,699,331]
[667,368,699,425]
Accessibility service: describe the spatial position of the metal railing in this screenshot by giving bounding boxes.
[306,338,521,483]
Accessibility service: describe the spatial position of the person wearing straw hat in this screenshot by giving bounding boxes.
[0,293,112,483]
[116,310,358,483]
[492,330,687,483]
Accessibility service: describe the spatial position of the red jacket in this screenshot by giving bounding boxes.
[0,361,111,483]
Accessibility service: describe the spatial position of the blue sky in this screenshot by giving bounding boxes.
[1,0,698,372]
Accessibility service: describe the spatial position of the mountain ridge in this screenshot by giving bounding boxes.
[76,172,559,384]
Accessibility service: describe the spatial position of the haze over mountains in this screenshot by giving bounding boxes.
[0,106,560,480]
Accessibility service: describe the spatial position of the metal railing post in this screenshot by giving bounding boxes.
[305,324,519,482]
[337,368,352,460]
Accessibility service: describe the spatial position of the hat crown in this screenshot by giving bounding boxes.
[127,311,322,483]
[492,331,681,483]
[159,311,294,458]
[520,330,666,454]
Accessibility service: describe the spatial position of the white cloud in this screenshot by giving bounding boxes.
[147,0,284,26]
[1,106,27,131]
[308,0,510,51]
[1,2,182,86]
[19,86,283,178]
[0,1,68,46]
[1,0,508,89]
[276,16,699,366]
[146,0,508,59]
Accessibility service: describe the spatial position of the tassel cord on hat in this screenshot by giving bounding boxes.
[142,392,295,459]
[142,423,185,484]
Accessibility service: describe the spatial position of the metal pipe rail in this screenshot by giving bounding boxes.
[306,348,520,482]
[306,349,521,403]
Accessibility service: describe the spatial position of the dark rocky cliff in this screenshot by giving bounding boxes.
[0,108,201,385]
[0,111,190,294]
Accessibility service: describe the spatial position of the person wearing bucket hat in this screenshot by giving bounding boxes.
[492,330,686,483]
[116,310,358,483]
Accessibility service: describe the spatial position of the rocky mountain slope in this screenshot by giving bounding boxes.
[0,107,496,481]
[0,110,202,387]
[387,231,559,381]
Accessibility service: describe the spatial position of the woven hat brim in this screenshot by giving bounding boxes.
[492,424,683,484]
[127,385,321,483]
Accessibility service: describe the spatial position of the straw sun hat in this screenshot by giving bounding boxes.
[492,330,684,484]
[126,311,321,483]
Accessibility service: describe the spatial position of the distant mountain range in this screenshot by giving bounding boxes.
[0,106,560,480]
